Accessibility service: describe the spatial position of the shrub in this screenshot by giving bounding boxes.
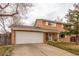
[0,45,14,56]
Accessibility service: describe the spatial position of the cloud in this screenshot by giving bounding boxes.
[25,3,73,25]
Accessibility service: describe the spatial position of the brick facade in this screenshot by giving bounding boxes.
[35,19,65,31]
[35,19,70,42]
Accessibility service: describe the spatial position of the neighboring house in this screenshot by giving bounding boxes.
[11,19,70,44]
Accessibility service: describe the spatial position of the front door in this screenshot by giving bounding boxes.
[48,33,52,41]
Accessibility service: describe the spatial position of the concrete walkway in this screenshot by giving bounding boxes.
[12,44,75,56]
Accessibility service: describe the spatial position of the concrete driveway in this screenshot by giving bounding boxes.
[12,44,75,56]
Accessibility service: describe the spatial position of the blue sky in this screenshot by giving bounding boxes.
[24,3,74,25]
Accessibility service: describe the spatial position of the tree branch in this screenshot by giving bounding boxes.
[0,3,9,10]
[0,3,19,16]
[0,12,18,16]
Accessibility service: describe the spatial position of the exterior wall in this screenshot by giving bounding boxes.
[51,33,58,41]
[11,30,70,44]
[11,19,70,44]
[43,32,47,43]
[59,35,70,42]
[35,19,70,42]
[11,30,47,44]
[35,19,65,32]
[35,19,44,28]
[56,23,65,32]
[51,33,69,42]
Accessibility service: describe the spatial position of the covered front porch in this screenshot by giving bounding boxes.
[45,32,59,42]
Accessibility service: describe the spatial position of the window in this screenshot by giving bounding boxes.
[51,23,56,27]
[61,24,64,28]
[48,22,56,27]
[70,36,76,42]
[48,33,52,40]
[45,22,48,26]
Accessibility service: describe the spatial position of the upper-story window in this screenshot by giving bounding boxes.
[61,24,64,28]
[44,21,56,27]
[45,21,48,26]
[48,22,56,27]
[51,23,56,27]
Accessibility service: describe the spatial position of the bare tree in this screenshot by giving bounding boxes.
[0,3,32,44]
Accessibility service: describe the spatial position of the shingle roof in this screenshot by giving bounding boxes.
[36,19,66,24]
[11,25,58,33]
[10,19,66,33]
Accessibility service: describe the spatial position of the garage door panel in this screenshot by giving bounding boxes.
[16,31,43,44]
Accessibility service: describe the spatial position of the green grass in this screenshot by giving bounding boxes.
[47,41,79,55]
[0,45,14,56]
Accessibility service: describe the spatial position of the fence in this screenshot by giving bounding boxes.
[0,33,11,45]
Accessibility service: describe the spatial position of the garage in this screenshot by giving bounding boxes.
[15,31,44,44]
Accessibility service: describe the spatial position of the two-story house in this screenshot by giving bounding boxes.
[35,19,70,42]
[11,19,70,44]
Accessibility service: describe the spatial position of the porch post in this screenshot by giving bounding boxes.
[57,33,60,42]
[11,31,15,44]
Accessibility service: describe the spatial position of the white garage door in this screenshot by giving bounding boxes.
[16,31,44,44]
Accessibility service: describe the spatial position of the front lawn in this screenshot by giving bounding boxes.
[47,41,79,55]
[0,45,14,56]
